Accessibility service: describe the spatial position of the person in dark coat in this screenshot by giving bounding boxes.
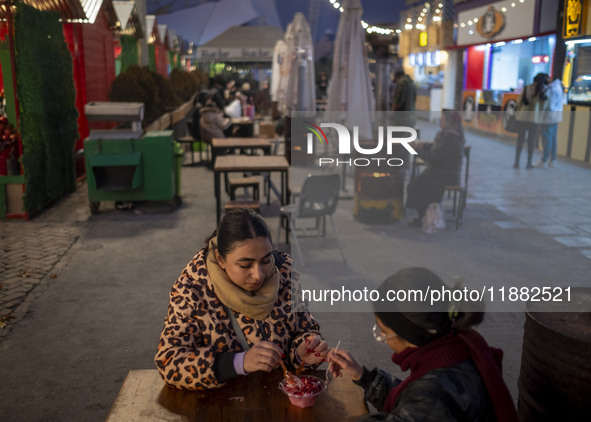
[406,110,465,227]
[391,70,417,128]
[327,267,519,422]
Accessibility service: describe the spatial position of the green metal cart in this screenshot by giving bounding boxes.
[83,102,182,214]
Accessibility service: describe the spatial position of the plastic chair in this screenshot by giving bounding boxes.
[277,174,346,266]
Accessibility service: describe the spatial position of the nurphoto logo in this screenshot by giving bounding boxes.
[303,122,418,167]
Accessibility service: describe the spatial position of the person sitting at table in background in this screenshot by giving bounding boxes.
[406,110,465,227]
[210,75,228,111]
[155,208,327,390]
[199,95,232,146]
[223,91,243,119]
[328,267,519,422]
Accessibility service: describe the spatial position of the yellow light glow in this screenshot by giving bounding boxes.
[419,32,428,46]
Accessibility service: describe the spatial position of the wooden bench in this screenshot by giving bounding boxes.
[176,136,209,166]
[228,176,260,201]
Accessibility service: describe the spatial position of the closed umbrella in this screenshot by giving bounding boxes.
[277,13,316,114]
[325,0,374,140]
[270,39,287,102]
[325,0,375,193]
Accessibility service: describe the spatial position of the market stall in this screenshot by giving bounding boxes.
[0,3,80,219]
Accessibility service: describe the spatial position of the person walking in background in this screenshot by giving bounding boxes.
[391,69,417,128]
[537,76,564,168]
[514,73,549,169]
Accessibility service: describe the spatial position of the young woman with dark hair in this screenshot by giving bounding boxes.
[155,208,327,390]
[328,267,519,422]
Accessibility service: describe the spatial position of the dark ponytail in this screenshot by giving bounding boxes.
[204,208,271,258]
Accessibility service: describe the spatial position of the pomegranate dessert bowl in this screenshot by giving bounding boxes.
[278,375,326,408]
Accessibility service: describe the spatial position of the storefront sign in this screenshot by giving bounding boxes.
[476,6,505,38]
[198,47,273,62]
[457,0,535,46]
[563,0,586,39]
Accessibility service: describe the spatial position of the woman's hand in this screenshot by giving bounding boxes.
[243,341,283,373]
[296,335,328,366]
[328,348,363,381]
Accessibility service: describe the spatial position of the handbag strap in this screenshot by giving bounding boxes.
[224,305,250,351]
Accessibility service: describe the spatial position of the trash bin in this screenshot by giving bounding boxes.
[173,141,183,198]
[353,142,405,224]
[518,288,591,421]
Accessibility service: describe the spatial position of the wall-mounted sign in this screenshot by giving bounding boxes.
[563,0,586,39]
[198,47,273,62]
[419,32,428,46]
[476,6,505,38]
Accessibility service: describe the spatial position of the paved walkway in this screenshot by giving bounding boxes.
[0,123,590,420]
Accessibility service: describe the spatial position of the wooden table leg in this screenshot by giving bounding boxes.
[215,170,222,223]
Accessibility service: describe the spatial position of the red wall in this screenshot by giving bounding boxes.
[64,5,116,175]
[465,46,485,90]
[157,45,168,76]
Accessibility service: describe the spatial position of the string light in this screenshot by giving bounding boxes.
[323,0,396,35]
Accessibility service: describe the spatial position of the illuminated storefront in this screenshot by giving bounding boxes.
[398,1,455,120]
[454,0,560,136]
[559,0,591,163]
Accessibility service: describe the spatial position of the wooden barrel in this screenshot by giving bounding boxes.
[518,289,591,421]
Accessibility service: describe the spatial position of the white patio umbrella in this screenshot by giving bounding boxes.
[277,13,316,114]
[325,0,374,140]
[270,39,287,102]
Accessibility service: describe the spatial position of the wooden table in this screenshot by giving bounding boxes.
[230,117,254,137]
[106,369,368,422]
[211,137,273,164]
[214,155,289,222]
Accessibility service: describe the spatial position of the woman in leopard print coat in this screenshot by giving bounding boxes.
[155,208,326,390]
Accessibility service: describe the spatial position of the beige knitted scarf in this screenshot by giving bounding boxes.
[206,237,279,320]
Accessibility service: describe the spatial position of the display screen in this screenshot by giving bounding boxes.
[566,44,591,105]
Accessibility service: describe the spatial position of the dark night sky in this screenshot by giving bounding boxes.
[276,0,402,39]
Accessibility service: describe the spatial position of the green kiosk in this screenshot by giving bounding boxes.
[84,102,182,214]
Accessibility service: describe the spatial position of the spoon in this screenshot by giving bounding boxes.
[279,358,304,388]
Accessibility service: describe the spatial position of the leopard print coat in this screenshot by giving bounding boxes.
[155,248,322,390]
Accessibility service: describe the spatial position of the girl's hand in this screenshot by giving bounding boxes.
[243,341,283,373]
[296,335,328,366]
[328,348,363,381]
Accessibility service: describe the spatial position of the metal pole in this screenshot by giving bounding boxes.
[296,50,307,111]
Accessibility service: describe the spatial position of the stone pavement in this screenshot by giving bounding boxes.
[0,122,590,421]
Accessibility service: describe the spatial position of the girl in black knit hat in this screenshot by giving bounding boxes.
[328,267,518,422]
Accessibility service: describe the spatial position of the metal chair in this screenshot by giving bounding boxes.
[277,174,346,267]
[442,145,471,229]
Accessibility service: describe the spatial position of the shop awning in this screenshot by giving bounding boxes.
[196,25,284,62]
[4,0,104,23]
[113,1,143,37]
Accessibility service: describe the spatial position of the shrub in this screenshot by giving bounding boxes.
[109,65,159,123]
[169,69,198,102]
[150,71,181,112]
[191,69,210,90]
